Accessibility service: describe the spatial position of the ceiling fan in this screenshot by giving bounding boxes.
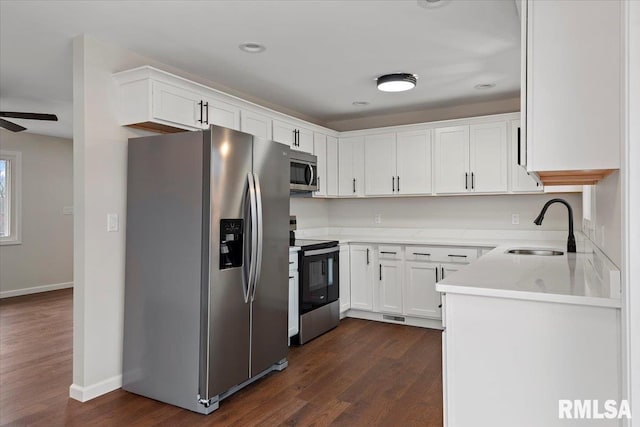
[0,111,58,132]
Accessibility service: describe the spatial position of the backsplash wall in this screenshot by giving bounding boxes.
[294,193,582,231]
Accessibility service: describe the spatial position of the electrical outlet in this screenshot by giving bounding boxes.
[107,213,119,232]
[374,214,382,224]
[511,213,520,225]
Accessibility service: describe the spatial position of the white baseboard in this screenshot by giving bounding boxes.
[69,374,122,402]
[0,281,73,299]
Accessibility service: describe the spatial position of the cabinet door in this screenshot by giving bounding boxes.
[288,273,299,338]
[396,129,432,195]
[510,120,542,192]
[526,0,621,172]
[338,136,364,196]
[204,98,241,131]
[241,110,272,139]
[469,122,508,193]
[364,133,396,196]
[272,120,296,147]
[378,259,403,315]
[313,133,327,197]
[404,261,441,319]
[326,136,339,197]
[339,244,351,313]
[434,126,470,194]
[297,127,314,154]
[441,263,463,280]
[349,245,374,311]
[152,81,201,128]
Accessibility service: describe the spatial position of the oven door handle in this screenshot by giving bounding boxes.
[303,246,339,257]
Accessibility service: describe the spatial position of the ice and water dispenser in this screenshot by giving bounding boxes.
[219,219,244,269]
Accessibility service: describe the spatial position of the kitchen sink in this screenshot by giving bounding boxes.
[506,249,564,256]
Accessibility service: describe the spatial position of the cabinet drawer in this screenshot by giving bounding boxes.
[407,246,478,263]
[377,245,403,260]
[429,247,478,263]
[289,251,299,271]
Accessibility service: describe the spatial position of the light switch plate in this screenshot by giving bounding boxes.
[374,214,382,224]
[511,213,520,225]
[107,213,119,232]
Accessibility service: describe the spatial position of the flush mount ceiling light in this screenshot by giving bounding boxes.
[239,42,266,53]
[376,73,417,92]
[474,83,496,90]
[352,101,370,107]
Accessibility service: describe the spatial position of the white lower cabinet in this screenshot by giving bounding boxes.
[377,247,404,314]
[404,261,440,318]
[349,245,374,311]
[339,244,351,313]
[288,251,299,340]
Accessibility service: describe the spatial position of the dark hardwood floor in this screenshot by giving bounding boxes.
[0,289,443,426]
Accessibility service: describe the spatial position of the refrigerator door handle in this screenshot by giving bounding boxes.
[243,172,258,304]
[250,172,264,302]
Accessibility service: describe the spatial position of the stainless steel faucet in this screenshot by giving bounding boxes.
[533,198,577,253]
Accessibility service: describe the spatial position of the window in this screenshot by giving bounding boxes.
[0,151,21,245]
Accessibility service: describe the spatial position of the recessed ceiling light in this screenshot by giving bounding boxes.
[239,42,266,53]
[417,0,451,9]
[352,101,370,107]
[377,73,417,92]
[474,83,496,90]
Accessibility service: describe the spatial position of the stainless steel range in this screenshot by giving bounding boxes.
[291,238,340,345]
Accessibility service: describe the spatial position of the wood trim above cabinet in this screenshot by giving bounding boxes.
[536,169,616,186]
[129,121,184,134]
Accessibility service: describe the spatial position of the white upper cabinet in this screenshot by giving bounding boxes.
[434,122,508,194]
[338,136,365,197]
[364,133,397,196]
[152,81,202,129]
[524,0,621,184]
[469,122,508,193]
[510,119,542,192]
[326,136,339,197]
[240,110,272,139]
[202,97,240,131]
[273,120,314,154]
[434,126,470,194]
[313,133,328,197]
[396,130,432,195]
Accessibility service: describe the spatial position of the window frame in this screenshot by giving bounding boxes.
[0,150,22,245]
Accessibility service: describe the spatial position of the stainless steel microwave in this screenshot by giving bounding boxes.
[290,150,318,192]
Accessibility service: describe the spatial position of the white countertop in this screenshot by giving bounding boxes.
[295,227,621,308]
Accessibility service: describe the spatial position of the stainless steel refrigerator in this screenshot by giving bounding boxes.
[123,125,290,414]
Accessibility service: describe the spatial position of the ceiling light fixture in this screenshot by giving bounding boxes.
[352,101,370,107]
[239,42,266,53]
[376,73,417,92]
[474,83,496,90]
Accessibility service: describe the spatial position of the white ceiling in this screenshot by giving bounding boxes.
[0,0,521,139]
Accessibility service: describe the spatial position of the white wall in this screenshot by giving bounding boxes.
[592,171,622,267]
[0,130,73,297]
[326,193,582,231]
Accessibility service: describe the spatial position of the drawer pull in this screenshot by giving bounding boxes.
[289,275,294,279]
[380,251,397,255]
[289,261,294,264]
[448,254,468,258]
[414,252,431,256]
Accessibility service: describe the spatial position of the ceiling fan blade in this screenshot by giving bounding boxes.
[0,118,27,132]
[0,111,58,121]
